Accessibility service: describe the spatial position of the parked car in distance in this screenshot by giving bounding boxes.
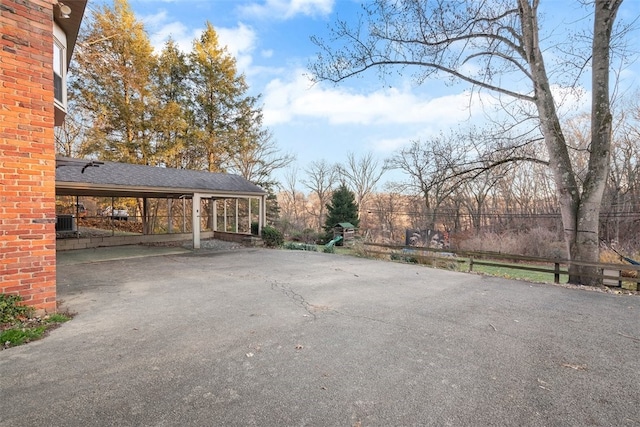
[112,209,129,221]
[99,206,129,221]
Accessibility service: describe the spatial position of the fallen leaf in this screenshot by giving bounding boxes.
[537,378,551,391]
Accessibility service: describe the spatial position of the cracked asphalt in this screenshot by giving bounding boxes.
[1,246,639,426]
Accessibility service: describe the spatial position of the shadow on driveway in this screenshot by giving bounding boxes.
[2,248,639,426]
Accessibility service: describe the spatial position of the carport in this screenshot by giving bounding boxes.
[55,157,267,249]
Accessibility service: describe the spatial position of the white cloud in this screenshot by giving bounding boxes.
[239,0,334,20]
[217,23,256,58]
[142,10,202,53]
[263,70,486,128]
[141,10,169,28]
[371,136,415,152]
[143,13,263,76]
[216,23,257,73]
[551,85,590,116]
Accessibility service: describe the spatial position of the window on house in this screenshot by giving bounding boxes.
[53,39,65,105]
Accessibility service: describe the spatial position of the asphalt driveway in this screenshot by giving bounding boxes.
[1,246,639,426]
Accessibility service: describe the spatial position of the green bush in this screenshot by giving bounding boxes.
[0,325,47,346]
[290,228,321,244]
[390,252,418,264]
[251,221,260,235]
[284,242,317,251]
[0,294,33,324]
[262,225,284,248]
[323,245,335,254]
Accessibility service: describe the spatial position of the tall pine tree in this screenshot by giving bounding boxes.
[70,0,156,164]
[191,22,255,173]
[153,39,193,168]
[324,185,359,234]
[66,1,291,193]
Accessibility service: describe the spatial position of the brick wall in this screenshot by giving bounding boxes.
[0,0,57,312]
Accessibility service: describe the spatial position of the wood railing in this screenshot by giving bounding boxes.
[362,242,640,290]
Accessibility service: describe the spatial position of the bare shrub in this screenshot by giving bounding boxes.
[351,241,385,259]
[457,228,566,259]
[521,227,566,259]
[457,232,519,253]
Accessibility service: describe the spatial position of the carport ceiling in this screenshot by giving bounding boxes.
[55,157,266,199]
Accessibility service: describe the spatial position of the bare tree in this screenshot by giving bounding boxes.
[336,152,386,224]
[369,190,403,243]
[225,130,295,189]
[459,166,507,232]
[301,160,338,231]
[279,166,309,230]
[55,116,82,157]
[311,0,629,284]
[387,135,468,232]
[602,94,640,247]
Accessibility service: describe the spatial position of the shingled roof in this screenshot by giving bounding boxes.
[56,157,266,199]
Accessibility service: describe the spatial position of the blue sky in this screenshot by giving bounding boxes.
[89,0,640,187]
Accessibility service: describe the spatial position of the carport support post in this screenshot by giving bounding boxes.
[143,198,148,235]
[75,195,80,239]
[259,195,265,235]
[193,193,202,249]
[111,197,115,236]
[235,199,239,233]
[224,200,228,232]
[182,196,186,233]
[248,197,252,233]
[167,198,173,234]
[208,197,216,231]
[213,199,218,231]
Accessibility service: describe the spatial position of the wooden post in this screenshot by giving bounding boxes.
[618,269,622,288]
[469,256,474,272]
[554,262,560,284]
[167,198,173,234]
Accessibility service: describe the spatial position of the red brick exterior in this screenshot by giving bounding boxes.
[1,0,57,312]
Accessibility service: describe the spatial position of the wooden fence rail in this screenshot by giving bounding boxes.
[362,242,640,290]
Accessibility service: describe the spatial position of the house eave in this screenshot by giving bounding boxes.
[56,182,267,200]
[53,0,87,65]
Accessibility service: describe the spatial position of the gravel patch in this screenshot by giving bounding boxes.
[145,238,248,251]
[194,238,246,251]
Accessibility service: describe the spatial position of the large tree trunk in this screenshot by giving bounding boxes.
[519,0,619,284]
[570,0,619,284]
